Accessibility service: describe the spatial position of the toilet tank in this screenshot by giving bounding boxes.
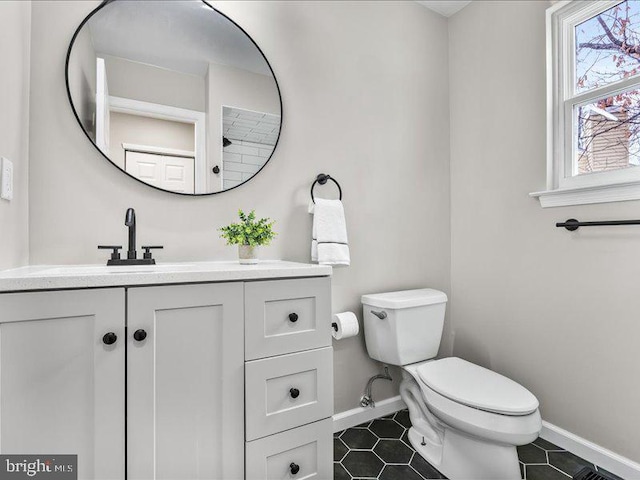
[361,289,447,366]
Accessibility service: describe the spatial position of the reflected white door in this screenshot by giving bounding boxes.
[125,151,195,194]
[127,283,244,480]
[0,289,125,480]
[95,57,110,155]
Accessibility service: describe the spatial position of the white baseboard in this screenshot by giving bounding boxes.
[541,421,640,480]
[333,401,640,479]
[333,395,406,433]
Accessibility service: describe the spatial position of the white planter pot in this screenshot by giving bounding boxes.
[238,245,259,264]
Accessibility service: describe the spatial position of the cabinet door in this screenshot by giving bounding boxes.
[0,289,125,480]
[127,283,244,480]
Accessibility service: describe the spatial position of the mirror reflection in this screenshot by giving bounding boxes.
[67,0,282,195]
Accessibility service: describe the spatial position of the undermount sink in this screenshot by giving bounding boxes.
[26,263,205,276]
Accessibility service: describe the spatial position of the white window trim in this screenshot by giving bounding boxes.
[531,0,640,207]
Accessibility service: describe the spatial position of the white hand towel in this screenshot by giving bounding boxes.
[309,198,350,266]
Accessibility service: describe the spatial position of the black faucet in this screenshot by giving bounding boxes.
[98,208,163,266]
[125,208,137,260]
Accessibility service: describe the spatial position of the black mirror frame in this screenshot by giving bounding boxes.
[64,0,283,197]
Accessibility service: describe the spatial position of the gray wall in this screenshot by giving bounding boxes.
[104,55,205,113]
[67,25,96,140]
[109,113,195,170]
[449,1,640,462]
[28,1,451,414]
[0,1,31,271]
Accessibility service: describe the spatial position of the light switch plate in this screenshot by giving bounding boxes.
[1,157,14,201]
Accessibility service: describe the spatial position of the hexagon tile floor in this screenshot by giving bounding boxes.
[334,410,623,480]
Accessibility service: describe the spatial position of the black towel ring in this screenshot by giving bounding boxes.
[310,173,342,204]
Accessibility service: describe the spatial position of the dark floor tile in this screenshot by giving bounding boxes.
[379,464,424,480]
[369,418,405,439]
[334,462,351,480]
[342,451,384,478]
[335,437,349,462]
[394,410,412,429]
[517,443,547,464]
[520,462,524,480]
[525,465,570,480]
[374,439,414,464]
[410,453,446,479]
[401,429,412,447]
[596,466,624,480]
[532,437,565,451]
[341,428,378,449]
[548,451,594,477]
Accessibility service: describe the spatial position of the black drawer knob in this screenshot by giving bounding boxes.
[102,332,117,345]
[288,313,299,323]
[289,388,300,399]
[289,463,300,475]
[133,329,147,342]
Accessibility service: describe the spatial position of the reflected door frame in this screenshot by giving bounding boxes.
[109,96,209,193]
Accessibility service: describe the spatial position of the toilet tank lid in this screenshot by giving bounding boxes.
[361,288,447,309]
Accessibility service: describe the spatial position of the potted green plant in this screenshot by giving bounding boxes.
[219,210,276,264]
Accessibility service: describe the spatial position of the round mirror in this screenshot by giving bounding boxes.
[66,0,282,195]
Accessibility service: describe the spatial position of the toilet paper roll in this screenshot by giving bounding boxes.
[332,312,360,340]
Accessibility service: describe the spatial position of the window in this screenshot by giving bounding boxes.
[534,0,640,207]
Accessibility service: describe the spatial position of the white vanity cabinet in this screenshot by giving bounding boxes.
[127,283,244,480]
[0,289,126,480]
[0,262,333,480]
[244,277,334,480]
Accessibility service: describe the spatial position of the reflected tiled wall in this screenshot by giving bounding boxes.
[222,140,274,189]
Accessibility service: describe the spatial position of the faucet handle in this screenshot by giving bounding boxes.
[141,245,163,260]
[98,245,123,261]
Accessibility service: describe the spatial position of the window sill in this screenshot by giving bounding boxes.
[530,182,640,208]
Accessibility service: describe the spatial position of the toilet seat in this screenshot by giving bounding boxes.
[403,360,541,446]
[417,357,539,416]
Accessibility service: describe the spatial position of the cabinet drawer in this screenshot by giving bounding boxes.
[245,277,331,360]
[245,418,332,480]
[245,347,333,441]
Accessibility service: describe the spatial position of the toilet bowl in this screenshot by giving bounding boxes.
[361,289,542,480]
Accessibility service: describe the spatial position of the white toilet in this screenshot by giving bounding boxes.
[361,289,541,480]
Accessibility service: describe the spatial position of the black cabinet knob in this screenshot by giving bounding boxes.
[288,313,299,323]
[102,332,117,345]
[212,165,220,174]
[133,329,147,342]
[289,388,300,399]
[289,463,300,475]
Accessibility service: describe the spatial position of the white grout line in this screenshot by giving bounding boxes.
[547,463,573,478]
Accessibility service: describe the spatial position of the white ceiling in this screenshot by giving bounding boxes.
[416,1,472,17]
[87,1,271,77]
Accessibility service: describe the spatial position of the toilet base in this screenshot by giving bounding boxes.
[408,426,521,480]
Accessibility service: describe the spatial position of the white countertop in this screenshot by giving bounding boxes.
[0,261,332,292]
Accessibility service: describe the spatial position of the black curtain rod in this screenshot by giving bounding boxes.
[556,218,640,231]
